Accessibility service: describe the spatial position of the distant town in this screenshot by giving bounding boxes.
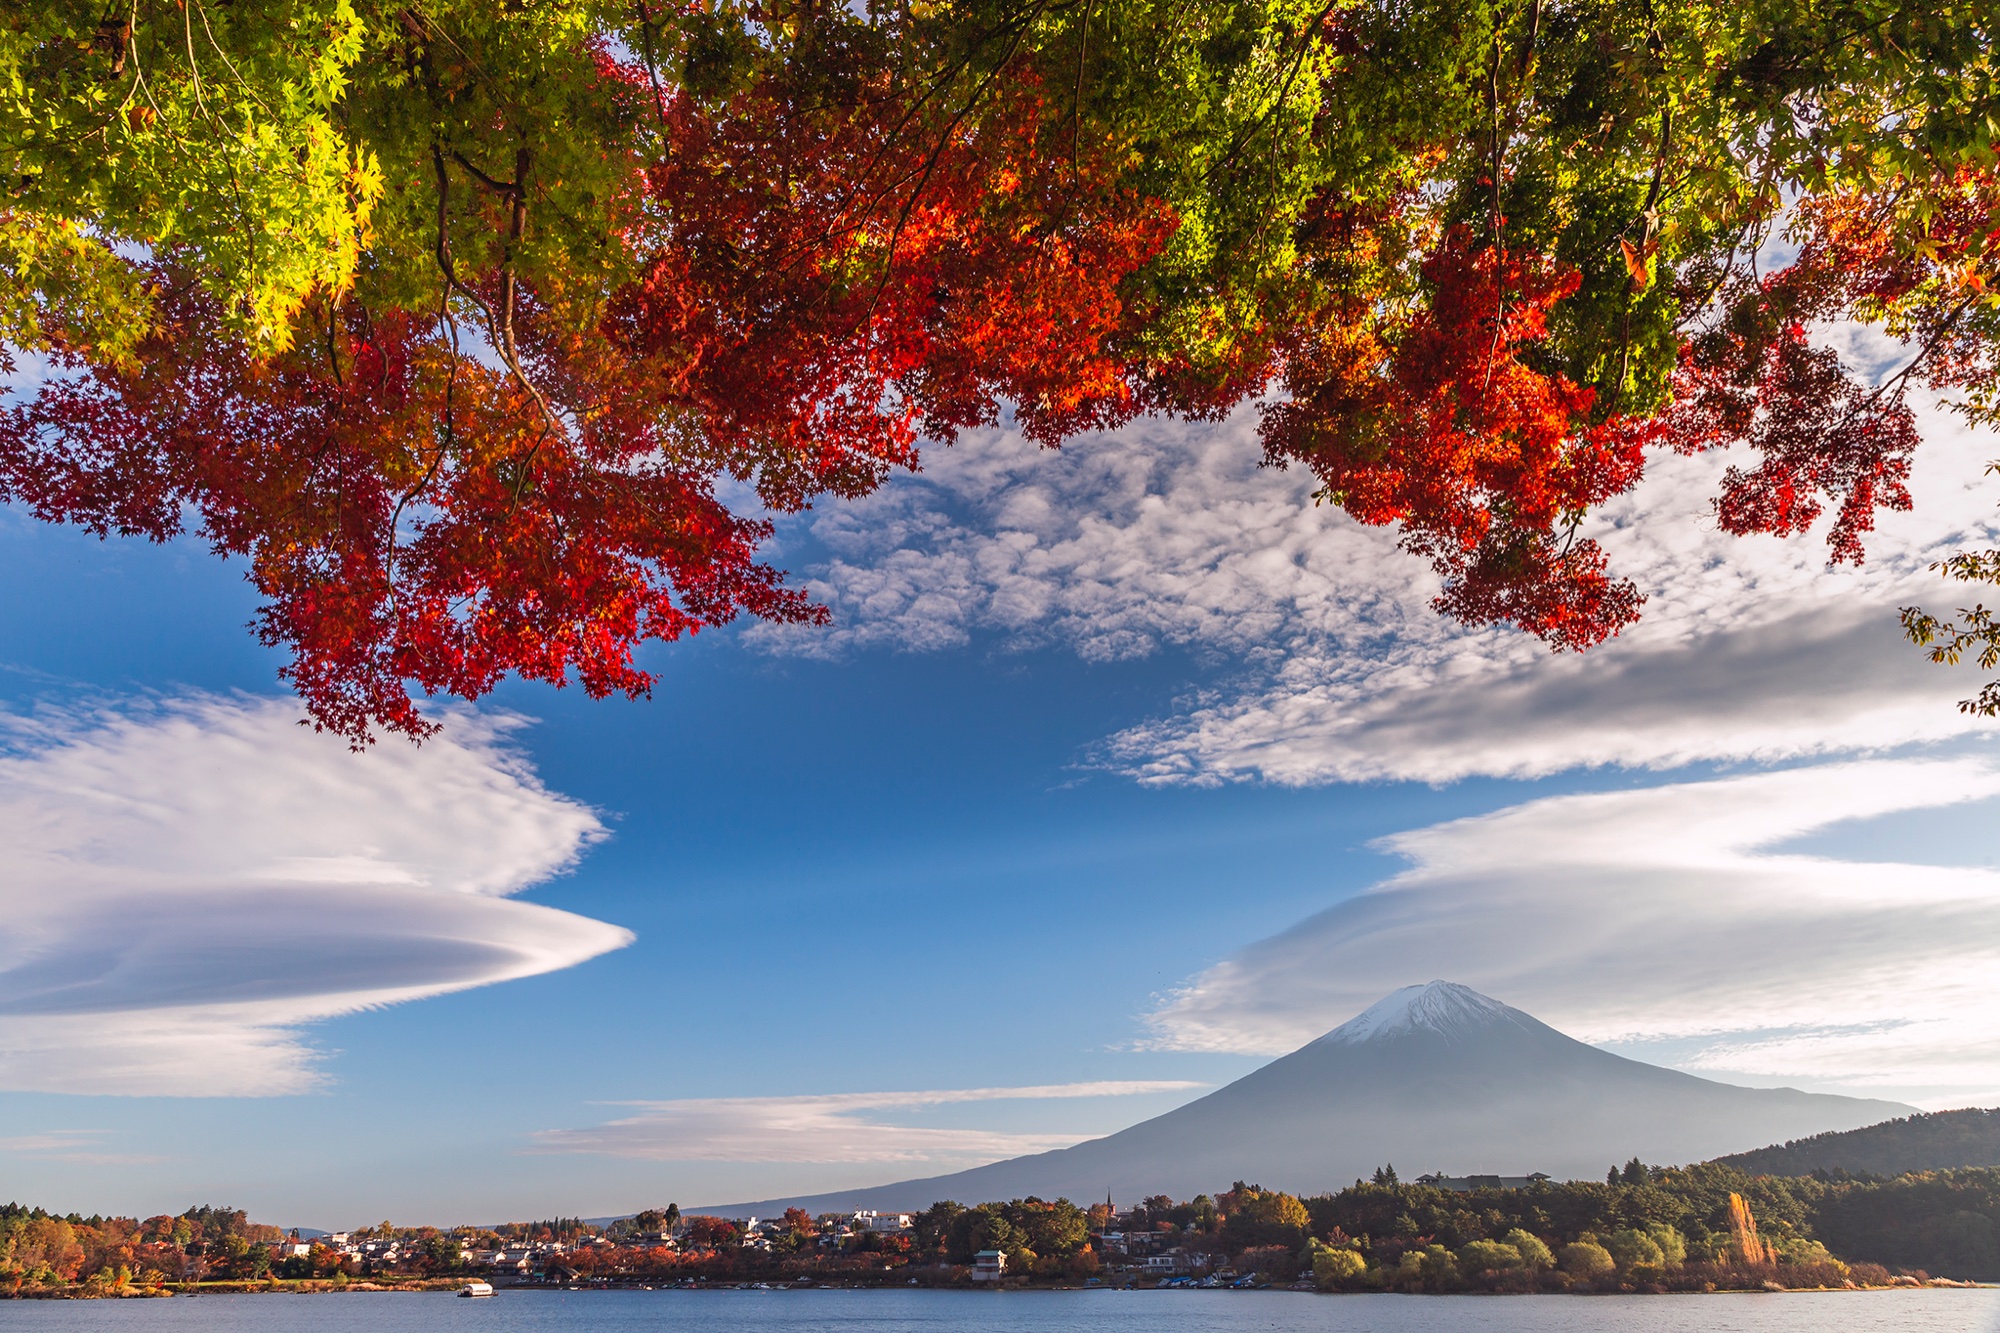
[4,1146,1997,1298]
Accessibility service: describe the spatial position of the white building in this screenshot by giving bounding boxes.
[971,1250,1007,1281]
[852,1211,913,1233]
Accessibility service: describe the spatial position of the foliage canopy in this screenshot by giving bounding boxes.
[8,0,2000,734]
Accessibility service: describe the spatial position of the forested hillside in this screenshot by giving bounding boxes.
[1720,1109,2000,1178]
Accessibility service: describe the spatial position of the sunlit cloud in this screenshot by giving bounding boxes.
[532,1081,1207,1164]
[1143,757,2000,1109]
[0,694,632,1096]
[754,341,2000,781]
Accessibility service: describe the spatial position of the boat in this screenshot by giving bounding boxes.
[457,1281,495,1298]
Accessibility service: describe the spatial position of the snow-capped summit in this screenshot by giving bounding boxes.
[1318,980,1522,1046]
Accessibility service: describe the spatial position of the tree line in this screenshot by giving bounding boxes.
[1718,1108,2000,1180]
[7,1162,1998,1295]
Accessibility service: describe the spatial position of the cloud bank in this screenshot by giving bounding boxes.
[1144,757,2000,1108]
[755,346,2000,781]
[533,1081,1206,1164]
[0,695,630,1096]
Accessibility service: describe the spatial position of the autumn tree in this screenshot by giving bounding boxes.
[11,0,2000,732]
[1220,1182,1312,1249]
[681,1215,740,1251]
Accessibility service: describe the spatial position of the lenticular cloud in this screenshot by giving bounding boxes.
[0,695,631,1096]
[1143,757,2000,1108]
[532,1081,1207,1164]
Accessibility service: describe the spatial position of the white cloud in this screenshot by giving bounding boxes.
[754,347,2000,782]
[1143,757,2000,1108]
[0,1130,162,1166]
[532,1081,1207,1164]
[0,694,631,1096]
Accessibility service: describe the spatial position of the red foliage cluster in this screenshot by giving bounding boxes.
[607,64,1174,503]
[679,1216,742,1250]
[1,296,817,739]
[0,59,1172,739]
[1664,227,1927,566]
[1667,319,1918,564]
[1654,167,2000,569]
[1264,235,1651,650]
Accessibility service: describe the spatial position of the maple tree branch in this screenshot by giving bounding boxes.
[1609,101,1674,415]
[1070,0,1089,171]
[632,0,673,128]
[384,157,479,616]
[1198,0,1356,186]
[500,144,531,371]
[1516,0,1541,78]
[1836,292,1975,426]
[447,149,519,197]
[793,0,1048,264]
[863,9,1040,317]
[427,143,564,443]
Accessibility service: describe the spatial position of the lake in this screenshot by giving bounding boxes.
[2,1289,1997,1332]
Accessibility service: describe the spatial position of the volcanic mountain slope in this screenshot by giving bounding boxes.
[703,982,1915,1214]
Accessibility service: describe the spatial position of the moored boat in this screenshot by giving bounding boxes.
[458,1281,495,1298]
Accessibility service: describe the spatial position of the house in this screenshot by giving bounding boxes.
[1140,1252,1189,1275]
[493,1248,536,1273]
[971,1250,1007,1281]
[1415,1172,1552,1192]
[852,1211,913,1233]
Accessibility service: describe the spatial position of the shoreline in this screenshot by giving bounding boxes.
[8,1277,1986,1300]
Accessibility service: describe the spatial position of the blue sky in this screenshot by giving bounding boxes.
[4,379,2000,1228]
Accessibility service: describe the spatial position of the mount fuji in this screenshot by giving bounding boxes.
[702,982,1915,1213]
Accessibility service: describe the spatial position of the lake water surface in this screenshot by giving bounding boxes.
[2,1288,1997,1333]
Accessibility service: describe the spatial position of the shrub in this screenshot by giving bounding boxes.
[1312,1245,1366,1289]
[1605,1229,1664,1271]
[1643,1223,1686,1266]
[1457,1240,1522,1274]
[1558,1241,1615,1278]
[1408,1243,1461,1290]
[1772,1237,1847,1277]
[1504,1229,1554,1270]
